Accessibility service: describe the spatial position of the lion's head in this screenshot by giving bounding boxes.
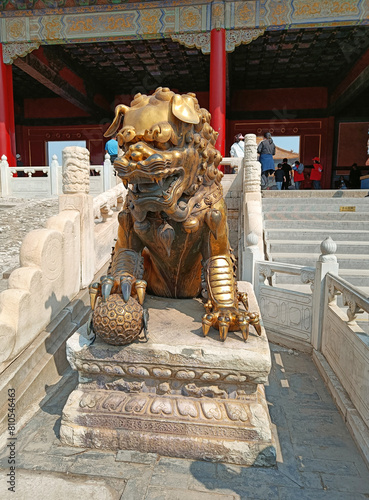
[104,87,223,222]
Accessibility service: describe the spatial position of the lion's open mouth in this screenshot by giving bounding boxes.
[131,173,181,201]
[115,153,184,203]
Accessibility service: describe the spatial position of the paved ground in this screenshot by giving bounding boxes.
[0,343,368,500]
[0,197,59,292]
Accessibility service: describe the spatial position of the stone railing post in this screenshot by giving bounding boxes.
[50,154,59,196]
[59,146,95,288]
[103,153,112,192]
[311,237,339,351]
[244,134,261,194]
[241,232,263,285]
[243,134,263,254]
[0,154,11,196]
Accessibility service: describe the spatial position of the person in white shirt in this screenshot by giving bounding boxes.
[230,133,245,158]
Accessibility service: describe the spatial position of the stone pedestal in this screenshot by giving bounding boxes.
[60,283,276,466]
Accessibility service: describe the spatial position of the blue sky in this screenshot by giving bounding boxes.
[272,136,300,154]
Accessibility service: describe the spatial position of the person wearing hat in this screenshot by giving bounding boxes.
[230,133,245,158]
[310,157,323,189]
[16,153,26,177]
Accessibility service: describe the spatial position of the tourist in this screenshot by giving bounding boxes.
[16,153,26,177]
[281,157,292,190]
[257,132,276,189]
[338,175,348,189]
[310,157,323,189]
[105,134,118,163]
[274,163,286,190]
[230,133,245,158]
[292,160,304,190]
[349,163,361,189]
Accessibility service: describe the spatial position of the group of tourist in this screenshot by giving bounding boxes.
[230,132,323,190]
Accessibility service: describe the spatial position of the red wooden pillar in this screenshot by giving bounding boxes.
[209,28,226,164]
[0,44,16,166]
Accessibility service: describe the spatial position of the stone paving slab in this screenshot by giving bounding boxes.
[0,469,126,500]
[0,197,59,292]
[0,344,368,500]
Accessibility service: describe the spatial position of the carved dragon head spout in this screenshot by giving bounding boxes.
[104,87,223,222]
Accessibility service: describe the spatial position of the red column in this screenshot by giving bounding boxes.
[209,28,226,162]
[0,44,16,166]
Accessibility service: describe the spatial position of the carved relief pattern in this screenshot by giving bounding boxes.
[300,268,315,291]
[62,146,90,194]
[263,0,292,26]
[1,1,368,46]
[73,358,264,385]
[243,134,261,193]
[259,287,312,342]
[74,388,262,442]
[326,274,368,324]
[2,41,40,64]
[172,28,266,55]
[171,32,211,54]
[342,290,364,324]
[292,0,360,21]
[258,265,275,280]
[179,5,202,32]
[234,2,256,27]
[226,28,265,53]
[322,308,369,427]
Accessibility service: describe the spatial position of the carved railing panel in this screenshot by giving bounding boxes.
[322,273,369,427]
[255,261,315,345]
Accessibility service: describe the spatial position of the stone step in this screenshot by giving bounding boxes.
[268,240,369,254]
[264,219,369,230]
[262,197,369,205]
[263,211,369,221]
[262,190,368,199]
[270,253,369,269]
[262,202,369,212]
[274,269,369,288]
[264,228,369,241]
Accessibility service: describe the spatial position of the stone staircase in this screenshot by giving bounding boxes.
[262,191,369,290]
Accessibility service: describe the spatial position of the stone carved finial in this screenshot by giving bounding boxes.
[243,134,261,193]
[319,236,337,263]
[62,146,90,194]
[246,232,259,247]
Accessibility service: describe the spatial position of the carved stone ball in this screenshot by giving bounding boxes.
[93,294,143,345]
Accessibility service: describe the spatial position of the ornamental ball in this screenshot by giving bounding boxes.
[93,294,143,345]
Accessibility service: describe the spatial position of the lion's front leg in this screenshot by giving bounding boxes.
[89,207,146,311]
[201,204,261,342]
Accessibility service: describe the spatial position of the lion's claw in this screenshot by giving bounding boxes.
[201,291,262,342]
[202,313,214,336]
[239,314,250,341]
[101,275,115,301]
[135,280,147,305]
[120,274,134,302]
[88,282,100,310]
[218,315,230,341]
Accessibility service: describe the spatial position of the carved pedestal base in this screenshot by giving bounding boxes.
[60,283,276,466]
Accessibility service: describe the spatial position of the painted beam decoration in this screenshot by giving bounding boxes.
[0,0,368,51]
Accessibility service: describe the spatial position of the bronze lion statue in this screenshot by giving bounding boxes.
[89,87,261,343]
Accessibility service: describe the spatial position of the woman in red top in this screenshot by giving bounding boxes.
[310,157,323,189]
[292,161,304,190]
